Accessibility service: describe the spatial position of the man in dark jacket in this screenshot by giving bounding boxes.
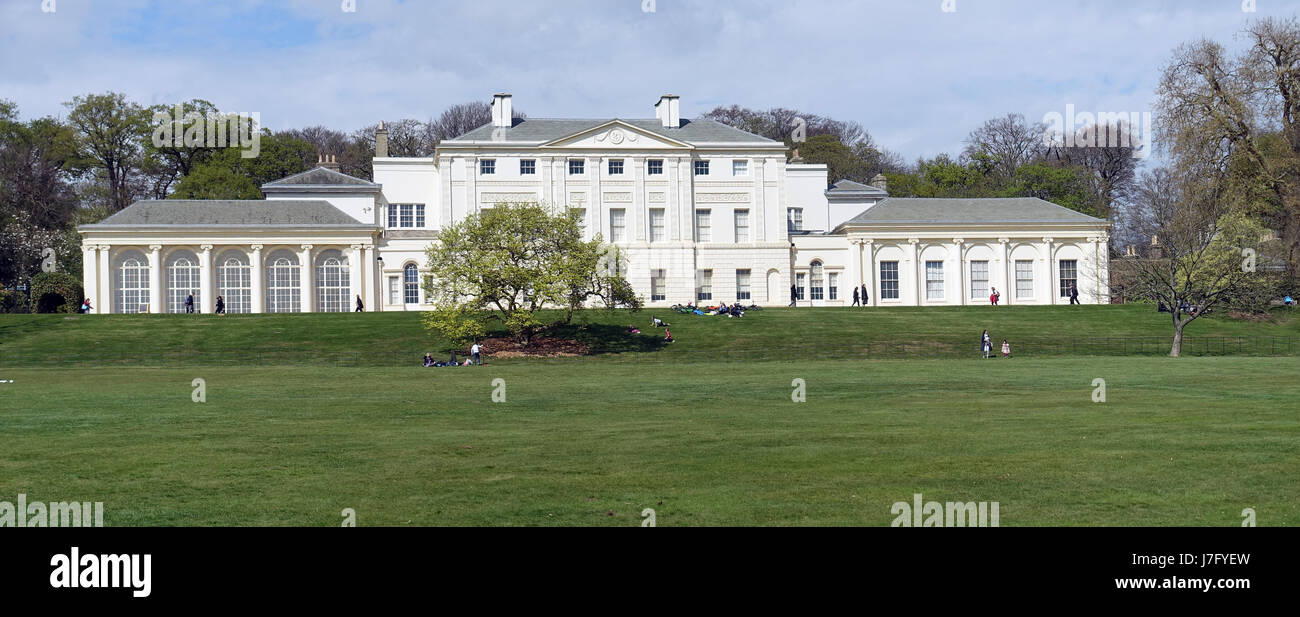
[852,286,860,306]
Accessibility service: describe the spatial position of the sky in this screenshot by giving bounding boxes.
[0,0,1295,161]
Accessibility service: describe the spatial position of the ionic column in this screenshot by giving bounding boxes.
[907,238,920,306]
[954,238,965,306]
[250,244,264,313]
[148,245,163,314]
[299,244,314,313]
[199,244,214,314]
[863,239,875,307]
[1043,237,1055,305]
[98,245,111,314]
[82,244,98,312]
[362,245,376,310]
[349,244,364,310]
[999,238,1011,305]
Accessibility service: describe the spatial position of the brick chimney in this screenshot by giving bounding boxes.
[491,93,513,128]
[375,121,389,158]
[319,154,340,172]
[656,94,680,128]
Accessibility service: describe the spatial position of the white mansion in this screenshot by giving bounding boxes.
[78,93,1110,314]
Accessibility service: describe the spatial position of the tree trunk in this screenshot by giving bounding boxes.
[1170,320,1184,358]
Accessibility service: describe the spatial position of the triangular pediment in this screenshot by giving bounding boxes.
[540,120,693,150]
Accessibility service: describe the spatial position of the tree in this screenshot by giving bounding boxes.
[170,131,315,199]
[422,202,640,346]
[963,113,1046,187]
[1128,168,1271,356]
[64,92,148,212]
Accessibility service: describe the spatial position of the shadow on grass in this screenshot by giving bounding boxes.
[547,322,669,355]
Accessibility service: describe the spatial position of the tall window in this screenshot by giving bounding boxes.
[265,251,301,313]
[795,272,806,300]
[647,159,663,175]
[1015,260,1034,298]
[925,261,945,301]
[649,208,665,242]
[734,209,750,243]
[520,159,536,175]
[165,251,200,313]
[970,260,989,300]
[733,160,748,176]
[568,159,585,175]
[217,252,251,314]
[736,269,752,301]
[810,261,825,300]
[651,269,666,302]
[479,159,495,175]
[880,261,899,300]
[389,204,425,228]
[115,251,149,314]
[404,263,420,304]
[828,272,839,301]
[608,159,624,175]
[696,270,713,301]
[609,209,626,242]
[694,160,709,176]
[787,208,803,232]
[315,251,350,313]
[388,277,399,305]
[1059,260,1078,297]
[694,209,711,242]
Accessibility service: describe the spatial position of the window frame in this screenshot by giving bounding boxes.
[608,159,624,175]
[736,269,752,301]
[1059,259,1078,297]
[694,209,712,242]
[879,261,900,300]
[1015,260,1034,299]
[647,159,664,175]
[732,160,748,176]
[568,159,585,175]
[925,260,945,301]
[694,160,709,176]
[520,159,536,175]
[479,159,496,175]
[733,208,750,243]
[970,260,989,300]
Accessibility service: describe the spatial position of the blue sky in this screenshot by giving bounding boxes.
[1,0,1294,160]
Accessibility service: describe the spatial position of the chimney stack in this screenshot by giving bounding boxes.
[870,173,888,192]
[375,121,389,158]
[320,154,340,172]
[491,93,513,128]
[656,94,680,129]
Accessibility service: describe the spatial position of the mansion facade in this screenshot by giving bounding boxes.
[78,93,1111,314]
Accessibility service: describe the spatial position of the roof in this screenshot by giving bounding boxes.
[836,197,1107,229]
[826,179,888,199]
[80,200,372,228]
[444,118,781,145]
[261,166,380,190]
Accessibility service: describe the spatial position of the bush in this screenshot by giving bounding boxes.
[0,289,24,313]
[30,272,83,313]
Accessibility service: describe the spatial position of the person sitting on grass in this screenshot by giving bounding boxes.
[1001,340,1011,358]
[652,316,668,327]
[627,325,640,334]
[423,353,434,367]
[664,328,674,343]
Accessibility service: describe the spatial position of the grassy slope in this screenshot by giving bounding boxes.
[1,304,1298,366]
[1,357,1297,526]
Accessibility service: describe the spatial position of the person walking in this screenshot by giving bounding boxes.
[860,284,869,307]
[1069,284,1080,305]
[80,298,91,314]
[990,287,1000,306]
[355,295,364,312]
[981,330,992,359]
[470,341,482,366]
[789,284,797,307]
[215,295,225,315]
[1001,339,1011,358]
[184,292,195,314]
[852,286,860,306]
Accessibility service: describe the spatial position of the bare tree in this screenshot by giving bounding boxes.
[963,113,1047,185]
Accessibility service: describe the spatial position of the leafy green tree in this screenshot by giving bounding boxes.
[422,202,640,346]
[170,131,315,199]
[1003,162,1101,217]
[63,92,148,212]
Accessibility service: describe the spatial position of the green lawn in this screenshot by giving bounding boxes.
[2,356,1297,526]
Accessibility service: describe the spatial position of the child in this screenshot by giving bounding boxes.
[1001,340,1011,358]
[664,328,674,343]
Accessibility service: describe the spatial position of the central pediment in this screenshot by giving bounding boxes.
[539,120,694,150]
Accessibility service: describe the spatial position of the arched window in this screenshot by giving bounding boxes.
[265,250,301,313]
[165,250,201,313]
[810,261,825,300]
[403,263,420,304]
[315,250,350,312]
[114,250,149,314]
[216,251,251,314]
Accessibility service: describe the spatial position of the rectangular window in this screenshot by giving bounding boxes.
[925,261,945,301]
[736,269,752,301]
[970,260,989,299]
[787,207,803,232]
[608,159,624,175]
[648,159,663,175]
[520,159,536,175]
[649,208,665,243]
[880,261,899,300]
[734,209,750,243]
[651,269,666,302]
[414,204,424,228]
[733,160,748,176]
[694,160,709,176]
[388,277,399,305]
[810,265,824,300]
[1016,260,1034,299]
[480,159,495,175]
[609,208,626,242]
[694,209,711,242]
[569,159,585,175]
[1059,259,1078,297]
[386,203,424,228]
[828,272,839,301]
[387,205,397,228]
[696,270,713,301]
[795,273,806,300]
[399,204,413,228]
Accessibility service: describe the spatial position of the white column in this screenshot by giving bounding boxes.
[1097,233,1110,304]
[1043,237,1055,305]
[349,244,363,310]
[148,245,163,314]
[632,155,646,242]
[907,238,920,306]
[999,238,1011,305]
[362,245,376,311]
[299,244,314,313]
[199,244,214,314]
[863,239,875,307]
[250,244,264,313]
[952,239,965,306]
[82,244,98,312]
[98,245,111,314]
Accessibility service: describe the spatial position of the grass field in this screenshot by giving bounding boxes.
[2,355,1297,526]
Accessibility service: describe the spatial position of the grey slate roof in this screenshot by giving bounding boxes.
[81,200,371,228]
[837,197,1107,228]
[827,179,888,198]
[444,118,781,145]
[262,166,379,188]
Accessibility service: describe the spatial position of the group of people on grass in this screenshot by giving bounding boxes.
[422,342,482,367]
[980,329,1011,359]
